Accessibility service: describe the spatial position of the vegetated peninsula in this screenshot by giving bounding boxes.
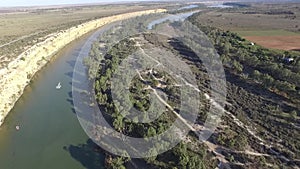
[81,2,299,168]
[0,6,166,126]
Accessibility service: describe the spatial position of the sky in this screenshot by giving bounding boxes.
[0,0,158,7]
[0,0,295,7]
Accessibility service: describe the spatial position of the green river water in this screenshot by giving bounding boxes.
[0,31,105,169]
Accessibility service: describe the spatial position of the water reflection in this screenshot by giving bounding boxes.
[147,11,200,30]
[178,4,199,10]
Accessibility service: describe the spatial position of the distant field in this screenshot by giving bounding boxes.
[195,3,300,51]
[235,30,300,36]
[235,30,300,50]
[245,35,300,50]
[0,3,166,68]
[0,5,149,43]
[196,10,300,33]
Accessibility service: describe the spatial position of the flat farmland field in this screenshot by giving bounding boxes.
[196,3,300,51]
[235,30,299,36]
[235,30,300,50]
[196,10,300,33]
[244,35,300,50]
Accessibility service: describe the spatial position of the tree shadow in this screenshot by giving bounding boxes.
[67,60,76,67]
[66,91,76,114]
[65,72,73,78]
[63,139,105,169]
[291,49,300,52]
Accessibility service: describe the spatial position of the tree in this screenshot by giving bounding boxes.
[261,73,274,87]
[188,156,206,169]
[235,134,248,150]
[147,127,157,137]
[252,70,261,79]
[108,157,126,169]
[113,114,124,131]
[290,110,298,118]
[146,148,158,163]
[232,60,243,73]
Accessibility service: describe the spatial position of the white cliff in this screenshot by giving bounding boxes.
[0,9,166,126]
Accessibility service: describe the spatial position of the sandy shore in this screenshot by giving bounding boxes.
[0,8,166,126]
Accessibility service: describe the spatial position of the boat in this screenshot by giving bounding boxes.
[56,82,62,89]
[15,125,20,131]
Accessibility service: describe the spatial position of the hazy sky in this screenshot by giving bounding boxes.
[0,0,155,7]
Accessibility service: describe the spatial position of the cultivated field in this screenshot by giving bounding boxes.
[197,2,300,51]
[245,35,300,50]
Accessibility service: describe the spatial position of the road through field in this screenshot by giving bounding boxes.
[0,31,45,49]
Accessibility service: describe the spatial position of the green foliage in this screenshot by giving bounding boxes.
[107,157,126,169]
[232,60,243,72]
[217,128,248,151]
[85,13,300,168]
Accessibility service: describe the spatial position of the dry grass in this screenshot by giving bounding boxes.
[197,10,300,32]
[0,5,155,43]
[195,3,300,51]
[0,4,165,69]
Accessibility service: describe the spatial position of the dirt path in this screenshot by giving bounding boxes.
[137,41,266,146]
[0,31,45,49]
[134,39,279,167]
[138,70,271,168]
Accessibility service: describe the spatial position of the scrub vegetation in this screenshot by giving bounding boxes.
[84,7,300,168]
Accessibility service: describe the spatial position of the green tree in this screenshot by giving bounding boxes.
[108,157,126,169]
[113,114,124,131]
[232,60,243,72]
[147,127,157,137]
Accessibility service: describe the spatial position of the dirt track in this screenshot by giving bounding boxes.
[244,35,300,51]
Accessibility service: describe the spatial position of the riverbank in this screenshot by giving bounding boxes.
[0,8,166,126]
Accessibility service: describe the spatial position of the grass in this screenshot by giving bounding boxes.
[197,3,300,33]
[194,3,300,51]
[0,5,159,43]
[0,3,167,69]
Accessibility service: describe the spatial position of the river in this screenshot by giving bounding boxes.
[0,29,106,169]
[147,10,199,30]
[207,4,233,8]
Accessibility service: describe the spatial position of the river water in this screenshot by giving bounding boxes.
[0,30,106,169]
[208,4,233,8]
[147,10,199,30]
[178,5,199,10]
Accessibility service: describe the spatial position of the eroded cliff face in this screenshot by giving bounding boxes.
[0,9,166,126]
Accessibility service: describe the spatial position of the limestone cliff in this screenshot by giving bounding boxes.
[0,9,166,126]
